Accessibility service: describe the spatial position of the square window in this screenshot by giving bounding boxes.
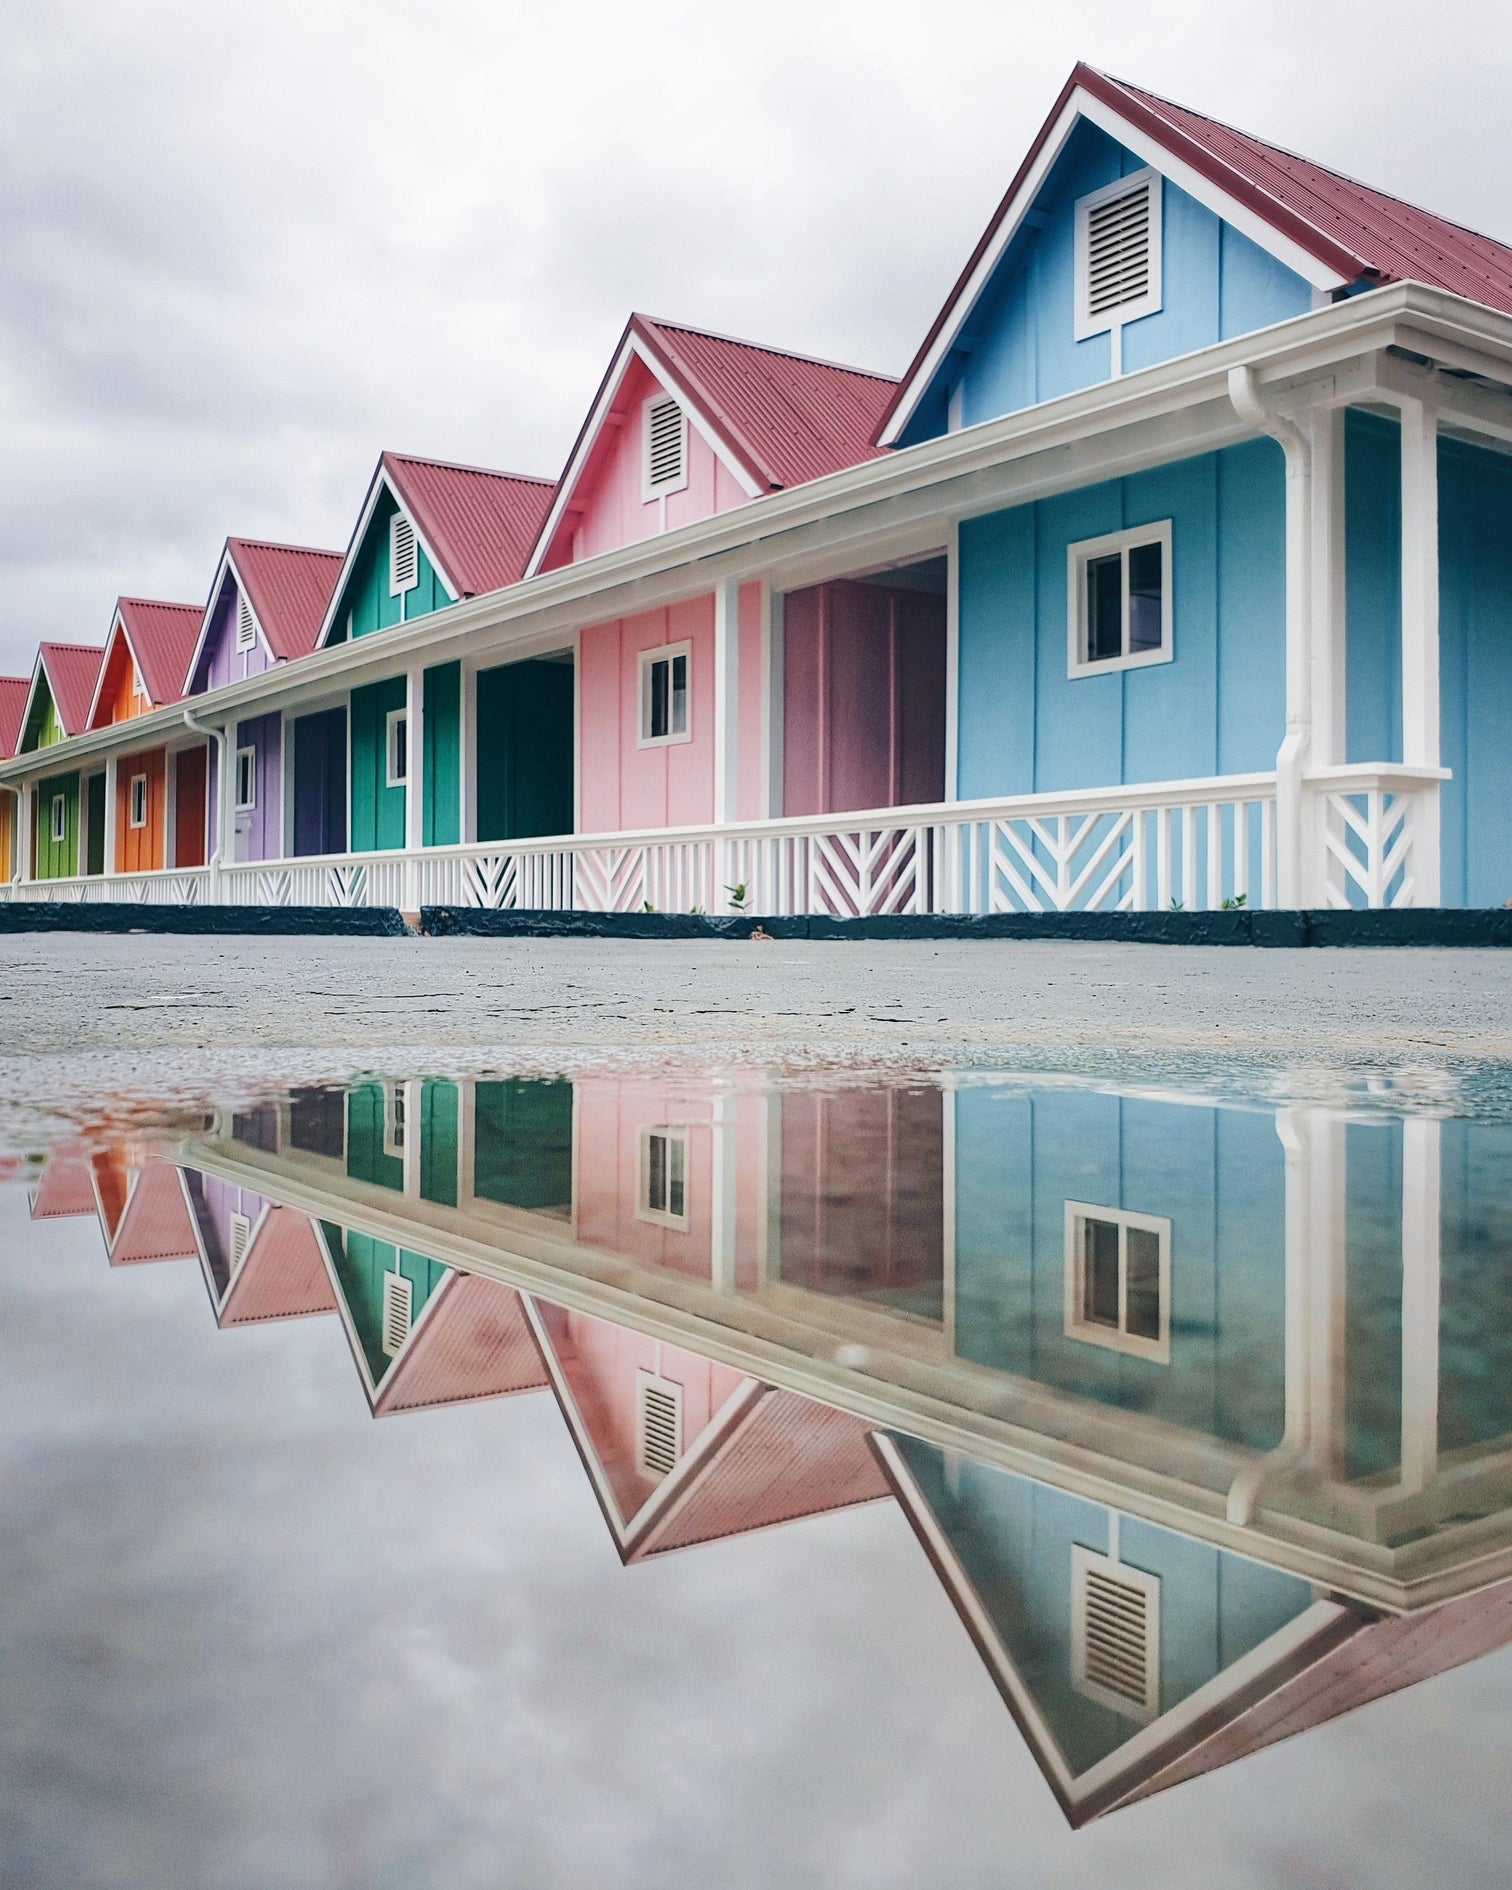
[639,643,691,747]
[234,746,257,812]
[386,707,409,787]
[128,773,148,829]
[1067,523,1172,676]
[384,1084,407,1161]
[637,1126,689,1229]
[1064,1201,1171,1362]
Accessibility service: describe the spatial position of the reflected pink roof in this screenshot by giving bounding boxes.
[109,1163,199,1266]
[220,1207,337,1325]
[635,315,896,491]
[0,677,27,758]
[37,644,105,738]
[375,1272,548,1415]
[113,598,203,707]
[382,454,555,596]
[31,1150,99,1220]
[227,539,344,662]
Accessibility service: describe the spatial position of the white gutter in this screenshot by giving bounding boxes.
[4,283,1510,790]
[1228,364,1313,906]
[181,704,230,883]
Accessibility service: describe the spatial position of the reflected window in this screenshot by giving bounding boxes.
[383,1085,407,1162]
[638,1126,689,1229]
[1064,1202,1170,1362]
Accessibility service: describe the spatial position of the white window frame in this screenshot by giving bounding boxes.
[385,707,409,788]
[1071,1545,1161,1723]
[383,1083,407,1161]
[128,772,148,829]
[636,1124,690,1230]
[1073,167,1163,342]
[235,592,258,653]
[637,641,692,749]
[234,745,257,812]
[1067,520,1173,678]
[1064,1200,1172,1363]
[49,794,66,844]
[642,393,689,501]
[389,512,419,596]
[635,1369,684,1480]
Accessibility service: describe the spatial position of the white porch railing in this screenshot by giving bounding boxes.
[0,767,1443,916]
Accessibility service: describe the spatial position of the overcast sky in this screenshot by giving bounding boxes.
[2,0,1509,677]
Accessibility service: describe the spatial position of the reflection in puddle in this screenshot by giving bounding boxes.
[16,1065,1512,1829]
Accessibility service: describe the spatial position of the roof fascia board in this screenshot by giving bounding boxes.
[182,546,236,693]
[524,332,762,580]
[18,651,56,754]
[313,1216,385,1405]
[8,286,1511,783]
[377,463,461,603]
[629,327,770,496]
[879,85,1349,446]
[519,1291,636,1546]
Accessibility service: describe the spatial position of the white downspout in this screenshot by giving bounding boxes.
[1228,364,1313,908]
[183,706,230,901]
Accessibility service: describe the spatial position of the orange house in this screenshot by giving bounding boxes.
[87,597,203,729]
[115,746,169,874]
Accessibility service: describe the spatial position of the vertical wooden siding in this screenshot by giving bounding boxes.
[33,770,79,878]
[475,659,574,842]
[349,677,407,852]
[422,661,462,848]
[115,747,167,874]
[173,745,209,868]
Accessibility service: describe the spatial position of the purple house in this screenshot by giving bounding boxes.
[184,538,343,862]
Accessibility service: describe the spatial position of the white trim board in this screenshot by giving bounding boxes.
[315,462,460,651]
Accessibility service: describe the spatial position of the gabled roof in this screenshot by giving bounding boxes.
[217,1206,337,1326]
[24,643,104,745]
[526,313,897,576]
[231,538,345,661]
[371,1272,547,1417]
[872,1433,1411,1827]
[878,62,1512,444]
[524,1297,885,1562]
[87,598,203,726]
[30,1147,100,1220]
[106,1162,200,1267]
[315,453,554,647]
[0,677,28,759]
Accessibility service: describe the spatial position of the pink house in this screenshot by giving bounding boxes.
[528,315,919,836]
[524,1299,886,1562]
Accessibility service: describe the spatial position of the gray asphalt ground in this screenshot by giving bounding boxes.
[0,932,1506,1143]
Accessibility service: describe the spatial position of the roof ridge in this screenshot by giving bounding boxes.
[41,640,105,654]
[636,313,899,384]
[1094,66,1512,258]
[227,536,345,559]
[385,450,555,487]
[118,595,203,612]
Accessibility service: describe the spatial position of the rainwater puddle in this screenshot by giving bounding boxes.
[4,1059,1511,1888]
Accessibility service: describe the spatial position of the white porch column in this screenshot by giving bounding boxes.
[404,665,425,917]
[103,755,119,877]
[713,577,741,911]
[709,1087,738,1294]
[1399,396,1442,904]
[401,1078,423,1200]
[21,783,35,882]
[1228,368,1314,907]
[1399,1117,1442,1494]
[220,724,236,870]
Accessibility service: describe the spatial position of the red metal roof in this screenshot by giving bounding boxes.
[0,677,27,758]
[634,315,898,491]
[1091,68,1512,310]
[30,1148,99,1219]
[227,539,344,662]
[382,454,556,596]
[374,1272,548,1416]
[219,1207,337,1325]
[113,598,204,707]
[37,644,105,738]
[879,62,1512,442]
[108,1163,199,1266]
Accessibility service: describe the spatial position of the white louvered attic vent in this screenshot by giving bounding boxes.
[1086,182,1152,317]
[636,1372,683,1480]
[235,592,257,652]
[645,395,687,495]
[1071,1547,1160,1723]
[228,1211,251,1274]
[389,513,419,595]
[381,1269,413,1357]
